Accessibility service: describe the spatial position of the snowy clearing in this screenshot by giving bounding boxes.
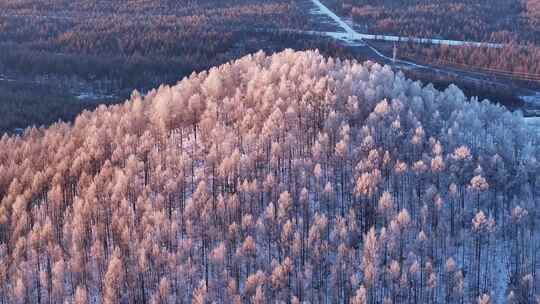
[309,0,357,37]
[320,31,365,46]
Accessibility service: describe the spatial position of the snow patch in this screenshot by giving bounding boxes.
[75,91,115,101]
[324,31,365,46]
[525,116,540,129]
[520,93,540,106]
[0,74,15,82]
[310,0,357,37]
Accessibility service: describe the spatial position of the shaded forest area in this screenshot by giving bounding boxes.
[0,0,353,133]
[0,81,101,132]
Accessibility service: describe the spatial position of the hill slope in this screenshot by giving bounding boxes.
[0,50,539,303]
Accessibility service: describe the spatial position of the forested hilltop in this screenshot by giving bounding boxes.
[1,50,539,303]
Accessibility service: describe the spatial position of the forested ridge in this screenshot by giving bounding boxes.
[1,50,539,303]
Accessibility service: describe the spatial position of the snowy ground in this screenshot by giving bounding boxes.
[75,91,115,101]
[0,75,15,82]
[357,34,502,48]
[520,93,540,106]
[319,31,365,46]
[525,116,540,129]
[309,0,357,37]
[520,94,540,125]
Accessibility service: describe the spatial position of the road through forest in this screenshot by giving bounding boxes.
[307,0,540,112]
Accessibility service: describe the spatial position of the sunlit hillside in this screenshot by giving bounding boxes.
[0,50,539,303]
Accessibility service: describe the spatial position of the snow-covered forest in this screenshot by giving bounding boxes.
[0,50,539,303]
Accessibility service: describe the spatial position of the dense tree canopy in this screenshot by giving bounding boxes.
[0,50,539,303]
